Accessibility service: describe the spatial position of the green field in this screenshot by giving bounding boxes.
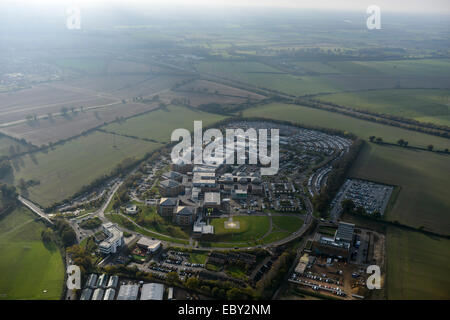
[188,252,208,264]
[103,105,227,142]
[106,213,190,245]
[128,204,189,239]
[317,89,450,127]
[243,102,450,149]
[53,57,109,75]
[11,132,159,207]
[0,135,29,158]
[386,227,450,299]
[210,216,270,242]
[0,206,64,300]
[349,143,450,235]
[197,61,338,95]
[271,216,304,233]
[326,59,450,77]
[198,59,450,96]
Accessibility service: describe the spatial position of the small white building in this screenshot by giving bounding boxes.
[137,237,161,254]
[125,204,138,215]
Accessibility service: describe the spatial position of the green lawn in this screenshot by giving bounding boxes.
[129,204,189,239]
[386,227,450,299]
[210,216,270,243]
[243,102,450,150]
[11,131,159,208]
[188,252,208,264]
[0,206,64,300]
[260,231,290,244]
[349,143,450,235]
[103,105,227,143]
[271,216,304,233]
[317,89,450,127]
[105,213,189,245]
[224,264,248,281]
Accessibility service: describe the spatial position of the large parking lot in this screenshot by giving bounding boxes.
[331,179,394,219]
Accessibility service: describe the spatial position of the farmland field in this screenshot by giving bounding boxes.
[348,143,450,235]
[1,101,160,146]
[0,206,64,300]
[316,89,450,127]
[197,59,450,96]
[386,227,450,299]
[210,216,270,243]
[0,135,29,158]
[10,131,160,208]
[103,105,227,142]
[243,102,450,149]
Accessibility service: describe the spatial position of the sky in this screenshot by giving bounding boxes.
[4,0,450,15]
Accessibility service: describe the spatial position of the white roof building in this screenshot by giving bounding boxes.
[117,284,139,300]
[99,223,123,255]
[140,283,164,300]
[137,237,162,253]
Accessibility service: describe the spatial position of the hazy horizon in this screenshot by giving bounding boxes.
[1,0,450,15]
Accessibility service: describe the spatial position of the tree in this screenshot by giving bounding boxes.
[185,277,200,290]
[375,137,383,143]
[62,229,77,246]
[226,288,246,300]
[341,199,355,214]
[397,139,405,146]
[166,272,180,284]
[369,136,375,142]
[427,144,434,151]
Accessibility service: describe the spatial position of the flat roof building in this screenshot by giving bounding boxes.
[140,283,164,300]
[99,223,123,255]
[117,284,139,300]
[335,221,355,244]
[137,237,162,254]
[204,192,221,208]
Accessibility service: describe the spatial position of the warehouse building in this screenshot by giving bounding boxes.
[107,275,119,289]
[103,288,116,300]
[140,283,164,300]
[92,288,104,300]
[85,273,98,289]
[117,284,139,300]
[97,274,109,288]
[80,288,93,301]
[335,221,355,247]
